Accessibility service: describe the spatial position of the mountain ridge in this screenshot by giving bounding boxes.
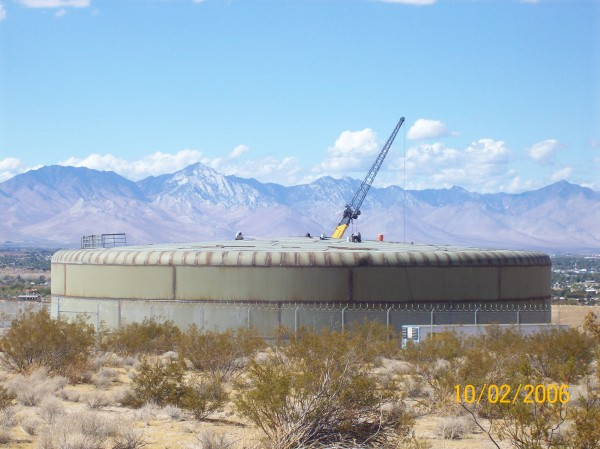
[1,164,598,252]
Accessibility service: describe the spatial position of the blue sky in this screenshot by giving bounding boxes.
[0,0,598,193]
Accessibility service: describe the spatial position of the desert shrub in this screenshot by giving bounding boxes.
[99,318,181,356]
[436,417,469,440]
[0,308,95,381]
[85,391,110,409]
[0,405,18,431]
[91,367,119,389]
[347,319,400,361]
[0,429,10,445]
[112,428,148,449]
[181,375,228,420]
[38,396,65,423]
[438,326,599,449]
[161,404,188,420]
[5,369,68,406]
[36,411,118,449]
[583,311,600,342]
[194,429,236,449]
[123,358,227,420]
[235,328,412,449]
[177,326,265,382]
[400,331,472,411]
[20,413,44,436]
[527,327,595,384]
[122,359,188,408]
[0,386,15,410]
[565,396,600,449]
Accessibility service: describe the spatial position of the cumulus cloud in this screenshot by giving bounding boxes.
[550,166,572,182]
[0,158,29,182]
[529,139,559,164]
[15,0,89,7]
[313,128,379,173]
[59,149,206,180]
[228,145,250,159]
[210,156,302,185]
[57,148,304,186]
[0,3,6,20]
[392,138,517,192]
[407,119,451,140]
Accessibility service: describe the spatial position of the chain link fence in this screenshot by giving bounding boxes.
[52,296,551,336]
[0,300,50,329]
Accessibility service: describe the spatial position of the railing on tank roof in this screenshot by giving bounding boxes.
[81,233,127,249]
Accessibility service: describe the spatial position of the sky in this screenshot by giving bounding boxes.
[0,0,598,193]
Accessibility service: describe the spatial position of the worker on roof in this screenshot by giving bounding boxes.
[235,231,244,240]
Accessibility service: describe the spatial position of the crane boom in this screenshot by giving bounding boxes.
[331,117,405,239]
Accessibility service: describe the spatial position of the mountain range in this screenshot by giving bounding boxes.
[1,163,599,252]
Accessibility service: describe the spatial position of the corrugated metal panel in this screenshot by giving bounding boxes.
[51,239,551,268]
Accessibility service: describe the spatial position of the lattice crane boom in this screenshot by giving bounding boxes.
[331,117,405,239]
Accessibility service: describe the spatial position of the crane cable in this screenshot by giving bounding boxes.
[403,121,407,243]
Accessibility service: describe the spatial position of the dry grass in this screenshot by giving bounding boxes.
[0,313,594,449]
[553,305,600,328]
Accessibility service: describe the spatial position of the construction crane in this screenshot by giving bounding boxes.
[331,117,405,239]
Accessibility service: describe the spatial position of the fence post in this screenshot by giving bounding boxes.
[96,303,100,331]
[430,309,434,335]
[117,300,122,329]
[386,307,392,340]
[475,307,479,335]
[341,306,347,333]
[247,305,251,330]
[294,306,299,337]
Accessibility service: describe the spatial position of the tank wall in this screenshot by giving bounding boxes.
[51,263,65,295]
[64,265,174,300]
[52,262,551,303]
[175,266,350,302]
[500,266,551,299]
[353,266,502,302]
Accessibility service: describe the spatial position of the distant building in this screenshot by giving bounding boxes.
[17,289,42,301]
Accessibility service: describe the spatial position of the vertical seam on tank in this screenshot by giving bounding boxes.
[172,265,177,301]
[348,268,353,302]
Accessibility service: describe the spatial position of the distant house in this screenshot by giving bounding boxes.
[17,289,42,301]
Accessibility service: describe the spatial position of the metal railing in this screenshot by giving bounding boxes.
[81,233,127,249]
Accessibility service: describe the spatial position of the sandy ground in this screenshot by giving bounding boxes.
[0,363,508,449]
[552,304,600,328]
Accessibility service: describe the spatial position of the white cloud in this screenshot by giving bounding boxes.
[57,148,304,186]
[228,145,250,159]
[0,3,6,20]
[15,0,89,8]
[550,166,572,182]
[210,156,302,185]
[390,138,518,192]
[313,128,379,173]
[380,0,437,5]
[59,149,205,181]
[407,119,451,140]
[0,158,29,182]
[529,139,559,164]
